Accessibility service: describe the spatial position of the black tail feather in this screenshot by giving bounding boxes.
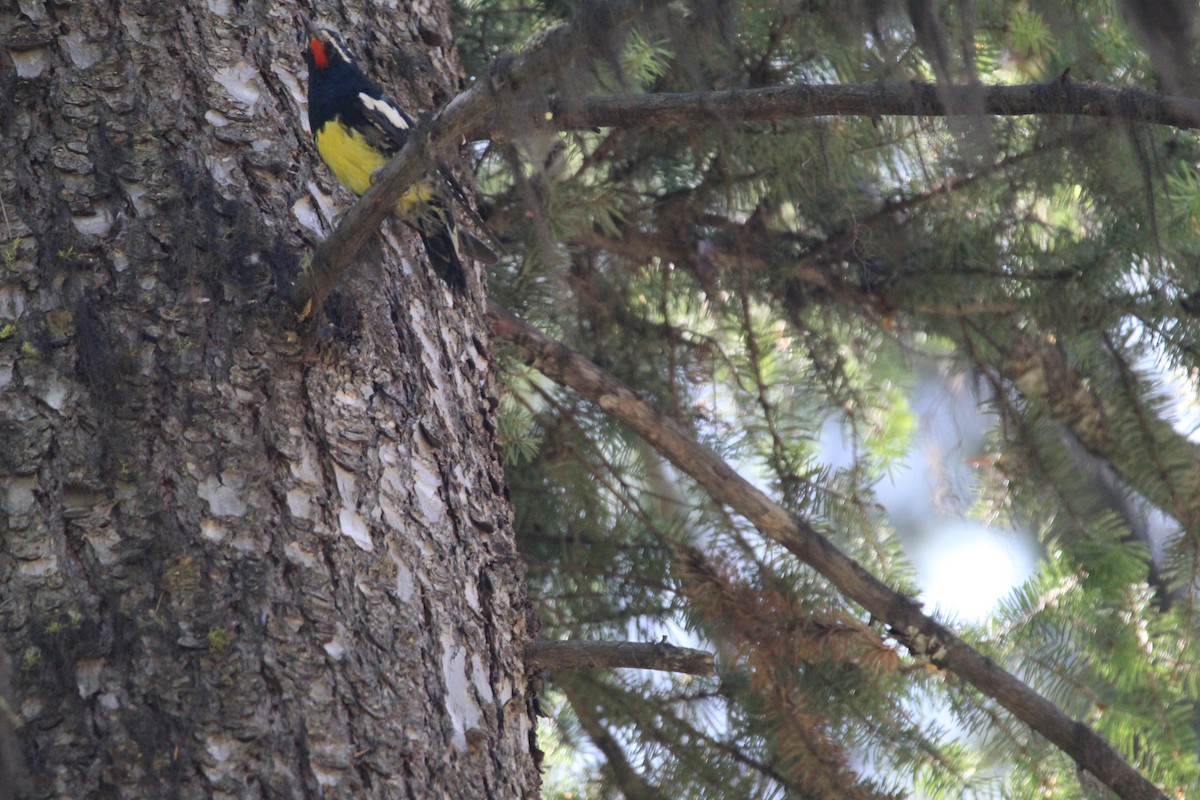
[419,222,466,293]
[400,189,467,293]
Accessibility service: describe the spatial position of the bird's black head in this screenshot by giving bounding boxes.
[304,27,384,133]
[305,29,358,75]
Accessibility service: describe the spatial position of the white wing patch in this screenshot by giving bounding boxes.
[359,93,410,131]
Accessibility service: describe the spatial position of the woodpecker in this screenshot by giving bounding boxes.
[304,28,465,292]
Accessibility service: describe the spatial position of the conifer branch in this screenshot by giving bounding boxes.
[578,162,1200,546]
[559,679,671,800]
[488,301,1168,800]
[531,639,716,676]
[993,337,1200,543]
[293,0,673,317]
[540,80,1200,132]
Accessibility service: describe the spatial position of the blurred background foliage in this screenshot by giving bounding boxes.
[453,1,1200,796]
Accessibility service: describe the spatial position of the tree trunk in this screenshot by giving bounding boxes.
[1,3,538,798]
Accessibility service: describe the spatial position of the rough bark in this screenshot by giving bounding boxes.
[1,3,536,798]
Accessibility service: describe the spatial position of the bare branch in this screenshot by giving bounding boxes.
[292,0,674,317]
[538,81,1200,132]
[488,301,1167,800]
[532,639,716,676]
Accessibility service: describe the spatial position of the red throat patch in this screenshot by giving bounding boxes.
[310,37,329,69]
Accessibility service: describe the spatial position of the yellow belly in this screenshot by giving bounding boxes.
[314,120,439,221]
[315,120,386,196]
